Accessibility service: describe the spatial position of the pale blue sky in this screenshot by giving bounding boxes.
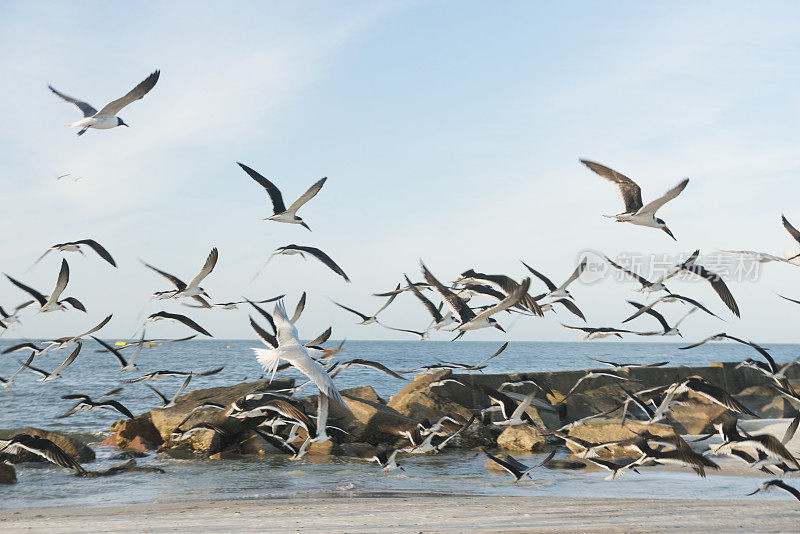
[2,2,800,342]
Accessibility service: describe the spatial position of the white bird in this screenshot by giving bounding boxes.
[251,301,350,440]
[237,162,326,230]
[581,159,689,240]
[49,70,160,135]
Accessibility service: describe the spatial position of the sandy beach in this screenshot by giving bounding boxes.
[2,495,799,533]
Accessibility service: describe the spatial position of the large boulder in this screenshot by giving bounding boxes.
[0,462,16,484]
[0,427,95,464]
[340,389,417,444]
[667,402,726,434]
[110,414,163,450]
[496,425,546,452]
[387,371,474,423]
[735,385,793,418]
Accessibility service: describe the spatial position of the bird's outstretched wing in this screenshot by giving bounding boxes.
[285,177,327,215]
[48,86,98,117]
[187,248,218,288]
[96,70,160,117]
[581,159,643,213]
[75,239,117,267]
[237,163,286,214]
[637,178,689,216]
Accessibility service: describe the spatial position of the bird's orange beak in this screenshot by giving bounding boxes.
[301,221,311,231]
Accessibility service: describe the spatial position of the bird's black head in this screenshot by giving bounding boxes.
[656,218,676,240]
[490,319,506,333]
[117,118,129,127]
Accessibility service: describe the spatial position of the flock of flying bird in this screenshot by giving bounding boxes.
[1,70,800,503]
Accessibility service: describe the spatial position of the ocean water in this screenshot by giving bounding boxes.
[1,339,798,509]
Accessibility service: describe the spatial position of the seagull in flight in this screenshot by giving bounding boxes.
[48,70,160,135]
[237,162,326,230]
[581,159,689,240]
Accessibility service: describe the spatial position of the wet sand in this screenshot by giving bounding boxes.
[2,495,798,533]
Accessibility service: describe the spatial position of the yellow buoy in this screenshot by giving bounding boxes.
[226,345,233,349]
[114,341,127,346]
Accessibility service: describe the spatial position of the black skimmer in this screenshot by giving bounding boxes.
[144,247,218,305]
[584,457,641,480]
[456,269,543,315]
[603,254,674,294]
[476,385,538,426]
[521,258,586,300]
[436,342,509,372]
[0,353,34,388]
[666,250,741,317]
[520,258,587,306]
[146,311,213,337]
[0,300,34,328]
[747,479,800,501]
[782,215,800,263]
[421,261,529,338]
[664,376,755,415]
[562,370,637,400]
[709,412,799,469]
[0,434,85,473]
[538,298,587,321]
[270,245,350,282]
[57,394,134,419]
[590,359,669,373]
[146,375,192,407]
[250,428,310,459]
[182,295,284,310]
[33,239,116,267]
[5,259,85,313]
[561,324,633,340]
[237,162,326,230]
[382,324,428,340]
[90,336,137,371]
[48,70,159,135]
[621,293,721,323]
[331,286,399,325]
[122,366,222,384]
[485,449,556,482]
[623,300,696,336]
[402,274,456,330]
[581,159,688,239]
[624,433,719,478]
[719,249,796,265]
[328,358,407,380]
[408,415,475,453]
[23,343,83,382]
[680,334,775,372]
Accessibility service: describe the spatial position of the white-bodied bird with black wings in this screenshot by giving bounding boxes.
[581,159,689,240]
[237,162,326,230]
